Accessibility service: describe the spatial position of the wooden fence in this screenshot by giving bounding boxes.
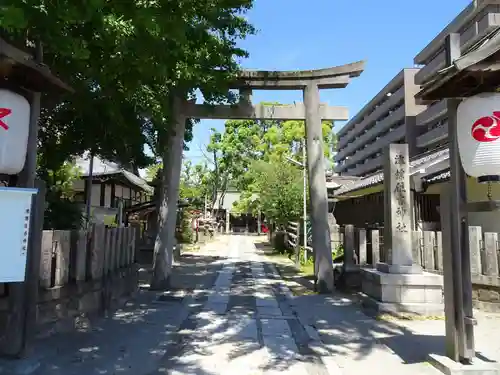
[285,221,301,266]
[39,225,138,289]
[341,225,500,281]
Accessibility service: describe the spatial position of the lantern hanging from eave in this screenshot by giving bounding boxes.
[457,92,500,181]
[0,89,31,175]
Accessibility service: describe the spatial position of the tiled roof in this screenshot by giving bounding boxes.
[423,169,451,184]
[76,155,153,194]
[334,147,450,196]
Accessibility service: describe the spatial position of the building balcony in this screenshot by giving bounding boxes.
[337,86,405,149]
[336,103,405,162]
[416,99,447,126]
[416,122,449,149]
[348,155,383,177]
[337,125,406,171]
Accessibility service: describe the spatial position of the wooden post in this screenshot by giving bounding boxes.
[109,228,117,272]
[371,230,380,267]
[53,230,71,286]
[294,222,301,268]
[102,228,111,275]
[90,225,105,279]
[70,230,87,282]
[468,227,482,276]
[483,232,499,277]
[423,231,436,271]
[435,231,444,272]
[0,180,46,357]
[1,39,45,357]
[40,230,53,289]
[411,231,423,267]
[343,225,356,266]
[358,229,367,266]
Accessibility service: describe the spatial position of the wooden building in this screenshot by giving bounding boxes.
[73,155,152,225]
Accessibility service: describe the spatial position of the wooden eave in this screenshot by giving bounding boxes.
[0,37,73,93]
[416,30,500,101]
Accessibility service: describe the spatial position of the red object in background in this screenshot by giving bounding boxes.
[261,224,269,233]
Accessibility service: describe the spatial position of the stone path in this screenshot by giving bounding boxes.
[156,235,330,374]
[4,234,499,375]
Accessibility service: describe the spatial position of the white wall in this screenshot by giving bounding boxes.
[426,178,500,233]
[217,191,241,211]
[72,179,140,208]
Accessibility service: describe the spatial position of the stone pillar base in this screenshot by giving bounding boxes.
[376,262,423,274]
[173,243,182,263]
[334,264,361,290]
[428,354,500,375]
[361,268,444,317]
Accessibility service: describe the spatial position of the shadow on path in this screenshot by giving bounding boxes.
[264,238,499,373]
[29,252,226,375]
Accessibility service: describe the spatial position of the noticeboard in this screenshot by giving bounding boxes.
[0,187,37,282]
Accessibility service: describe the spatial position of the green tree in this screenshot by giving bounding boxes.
[145,158,211,209]
[207,111,336,219]
[2,0,257,296]
[233,158,303,225]
[41,161,84,230]
[145,162,162,183]
[1,0,255,170]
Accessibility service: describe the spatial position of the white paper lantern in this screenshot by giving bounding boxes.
[457,93,500,178]
[0,89,31,175]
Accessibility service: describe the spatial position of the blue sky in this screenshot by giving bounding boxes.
[184,0,471,163]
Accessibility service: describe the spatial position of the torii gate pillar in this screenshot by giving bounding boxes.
[233,62,366,293]
[156,61,365,293]
[303,83,332,293]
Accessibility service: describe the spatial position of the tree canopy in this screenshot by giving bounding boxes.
[146,158,211,210]
[1,1,255,171]
[206,113,336,222]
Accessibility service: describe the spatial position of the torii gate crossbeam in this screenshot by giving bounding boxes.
[182,101,349,121]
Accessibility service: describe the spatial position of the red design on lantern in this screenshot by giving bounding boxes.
[0,108,11,130]
[471,111,500,142]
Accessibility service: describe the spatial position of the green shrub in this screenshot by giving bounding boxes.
[332,244,344,260]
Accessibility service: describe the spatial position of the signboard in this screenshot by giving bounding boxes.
[457,93,500,178]
[0,89,31,175]
[0,187,37,282]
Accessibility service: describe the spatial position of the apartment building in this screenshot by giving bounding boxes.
[335,69,425,177]
[414,1,500,152]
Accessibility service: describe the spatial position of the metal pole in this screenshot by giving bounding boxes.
[85,151,94,227]
[257,209,261,236]
[446,33,475,363]
[204,194,207,218]
[302,140,307,250]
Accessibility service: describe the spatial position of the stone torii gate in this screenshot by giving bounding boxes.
[153,61,365,293]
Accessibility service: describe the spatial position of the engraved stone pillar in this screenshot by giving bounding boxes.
[378,143,421,274]
[90,225,106,279]
[70,229,87,282]
[360,143,443,318]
